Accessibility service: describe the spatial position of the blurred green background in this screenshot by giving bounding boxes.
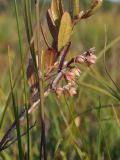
[0,0,120,159]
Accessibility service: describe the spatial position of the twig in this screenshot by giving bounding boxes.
[58,42,71,72]
[0,122,36,152]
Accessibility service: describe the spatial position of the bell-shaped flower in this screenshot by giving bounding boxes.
[55,87,64,97]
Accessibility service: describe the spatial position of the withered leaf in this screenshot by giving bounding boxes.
[44,48,56,75]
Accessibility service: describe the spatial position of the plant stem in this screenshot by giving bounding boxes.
[36,1,47,159]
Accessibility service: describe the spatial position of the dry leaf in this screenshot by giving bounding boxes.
[44,48,57,75]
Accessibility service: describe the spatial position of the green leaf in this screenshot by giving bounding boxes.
[72,0,80,17]
[58,12,72,51]
[51,0,64,25]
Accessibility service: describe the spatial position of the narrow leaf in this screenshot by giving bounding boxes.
[47,9,58,40]
[8,47,23,160]
[51,0,59,22]
[58,12,72,51]
[51,0,63,25]
[58,0,64,17]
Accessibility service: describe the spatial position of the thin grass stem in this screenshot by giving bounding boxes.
[8,47,23,160]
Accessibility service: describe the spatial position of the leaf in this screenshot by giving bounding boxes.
[51,0,59,22]
[51,0,64,26]
[72,0,80,18]
[58,0,64,17]
[44,48,56,75]
[47,9,58,40]
[58,12,72,51]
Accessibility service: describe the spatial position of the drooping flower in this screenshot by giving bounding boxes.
[76,55,85,63]
[65,72,75,81]
[55,87,64,97]
[85,54,97,64]
[80,48,97,65]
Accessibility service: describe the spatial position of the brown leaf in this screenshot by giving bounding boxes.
[44,48,57,75]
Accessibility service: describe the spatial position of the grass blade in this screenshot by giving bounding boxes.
[97,98,101,160]
[22,0,37,68]
[8,47,23,160]
[13,0,30,159]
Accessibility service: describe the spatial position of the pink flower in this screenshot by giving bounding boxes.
[65,72,75,81]
[86,54,97,64]
[76,56,85,63]
[55,87,64,97]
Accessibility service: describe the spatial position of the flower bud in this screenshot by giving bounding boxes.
[86,54,97,64]
[65,72,75,81]
[76,55,85,63]
[55,87,64,97]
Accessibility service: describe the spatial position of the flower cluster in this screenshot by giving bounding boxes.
[54,48,97,97]
[27,48,97,99]
[54,68,80,97]
[75,48,97,65]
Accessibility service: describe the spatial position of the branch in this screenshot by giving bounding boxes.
[0,122,36,152]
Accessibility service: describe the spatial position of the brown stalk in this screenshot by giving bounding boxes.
[58,42,71,72]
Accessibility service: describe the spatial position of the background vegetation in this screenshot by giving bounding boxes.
[0,0,120,159]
